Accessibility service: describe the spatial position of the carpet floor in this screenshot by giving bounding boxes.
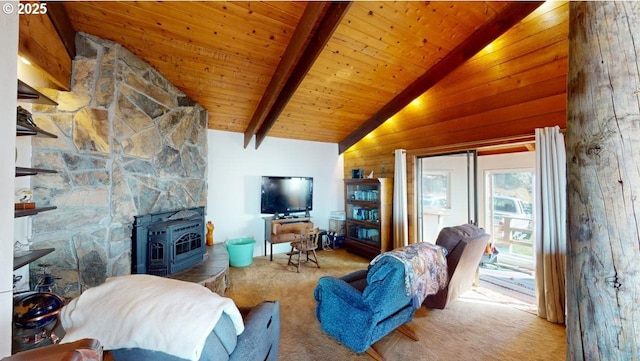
[224,249,566,361]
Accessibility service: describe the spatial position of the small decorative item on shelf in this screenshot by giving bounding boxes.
[16,188,33,203]
[206,221,215,246]
[17,105,38,128]
[15,188,35,210]
[14,240,29,257]
[13,275,22,291]
[15,203,36,210]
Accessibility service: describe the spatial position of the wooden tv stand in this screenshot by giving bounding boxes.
[263,216,313,261]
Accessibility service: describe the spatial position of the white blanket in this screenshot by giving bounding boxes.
[60,274,244,361]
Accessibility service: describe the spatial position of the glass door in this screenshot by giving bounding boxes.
[485,169,535,270]
[416,151,477,243]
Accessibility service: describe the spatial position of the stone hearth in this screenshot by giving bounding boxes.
[169,244,230,295]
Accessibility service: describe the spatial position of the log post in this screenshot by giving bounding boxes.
[566,2,640,360]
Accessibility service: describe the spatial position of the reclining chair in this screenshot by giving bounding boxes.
[313,242,448,360]
[422,223,490,309]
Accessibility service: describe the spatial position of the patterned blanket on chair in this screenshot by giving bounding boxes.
[371,242,448,308]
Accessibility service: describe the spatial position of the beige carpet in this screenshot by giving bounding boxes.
[224,249,566,361]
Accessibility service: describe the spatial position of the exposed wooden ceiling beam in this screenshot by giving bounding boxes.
[338,1,544,154]
[243,2,329,149]
[254,1,352,149]
[19,12,72,90]
[46,2,76,60]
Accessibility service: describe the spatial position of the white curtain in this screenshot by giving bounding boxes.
[534,126,566,324]
[393,149,408,249]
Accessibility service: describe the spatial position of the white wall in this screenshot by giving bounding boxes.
[0,11,19,358]
[207,130,344,257]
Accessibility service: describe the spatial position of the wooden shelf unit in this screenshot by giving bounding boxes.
[344,178,393,259]
[10,80,60,353]
[13,80,59,219]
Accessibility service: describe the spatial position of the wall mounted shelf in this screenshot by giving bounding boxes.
[13,248,55,270]
[16,120,58,138]
[15,206,57,218]
[16,80,59,138]
[15,167,57,177]
[17,80,58,106]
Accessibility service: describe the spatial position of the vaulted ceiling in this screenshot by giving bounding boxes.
[21,1,562,152]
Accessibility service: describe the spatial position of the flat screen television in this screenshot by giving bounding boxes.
[261,176,313,217]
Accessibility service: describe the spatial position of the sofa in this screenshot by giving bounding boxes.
[57,274,280,361]
[109,301,280,361]
[422,223,490,309]
[4,302,279,361]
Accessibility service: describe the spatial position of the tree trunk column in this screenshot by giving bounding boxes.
[566,2,640,360]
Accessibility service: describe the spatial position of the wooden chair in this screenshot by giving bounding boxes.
[288,227,320,273]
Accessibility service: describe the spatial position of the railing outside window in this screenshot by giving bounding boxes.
[492,215,534,264]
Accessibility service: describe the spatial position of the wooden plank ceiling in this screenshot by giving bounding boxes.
[59,1,549,150]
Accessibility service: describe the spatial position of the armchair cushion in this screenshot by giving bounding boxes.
[340,269,368,292]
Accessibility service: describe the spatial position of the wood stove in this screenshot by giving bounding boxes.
[132,207,206,276]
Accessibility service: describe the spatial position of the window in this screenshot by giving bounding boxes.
[422,172,450,210]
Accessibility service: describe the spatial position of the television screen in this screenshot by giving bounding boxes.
[261,176,313,216]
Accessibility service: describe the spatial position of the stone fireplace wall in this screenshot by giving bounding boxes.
[27,33,208,297]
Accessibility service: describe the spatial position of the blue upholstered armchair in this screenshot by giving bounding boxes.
[314,256,414,359]
[313,241,452,361]
[314,225,486,360]
[314,242,449,360]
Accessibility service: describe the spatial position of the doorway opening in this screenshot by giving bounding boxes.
[416,150,477,243]
[416,150,536,305]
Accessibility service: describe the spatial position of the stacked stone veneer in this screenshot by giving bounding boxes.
[28,33,208,297]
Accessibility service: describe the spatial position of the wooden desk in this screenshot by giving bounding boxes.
[263,217,313,261]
